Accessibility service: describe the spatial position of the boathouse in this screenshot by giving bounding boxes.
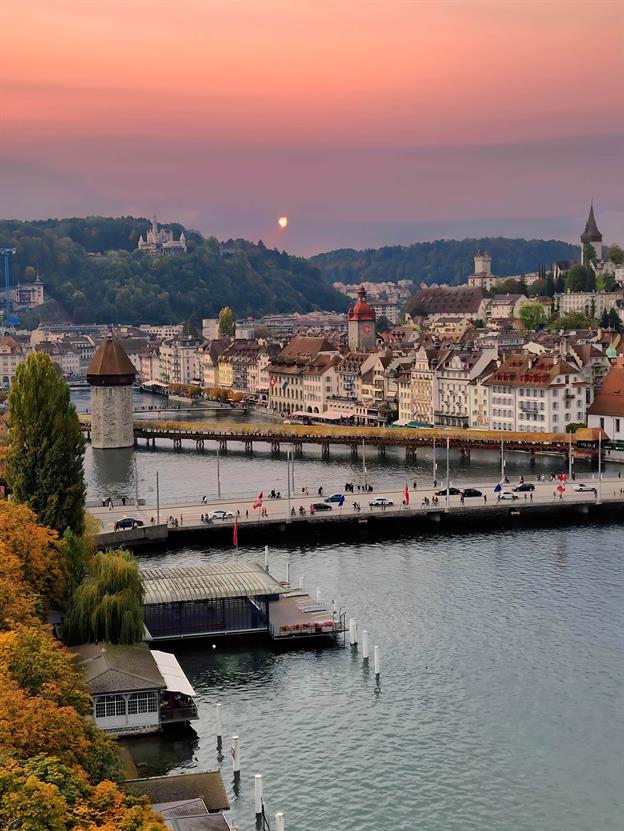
[141,561,344,642]
[73,642,198,735]
[127,771,230,831]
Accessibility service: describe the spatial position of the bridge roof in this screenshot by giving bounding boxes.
[141,562,286,605]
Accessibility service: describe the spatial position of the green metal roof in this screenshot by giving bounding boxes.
[141,561,286,605]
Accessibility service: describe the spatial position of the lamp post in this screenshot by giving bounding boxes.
[156,470,160,525]
[216,445,222,499]
[597,430,602,503]
[500,432,505,482]
[432,437,436,485]
[362,438,367,490]
[445,436,450,511]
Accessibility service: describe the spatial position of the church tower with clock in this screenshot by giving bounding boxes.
[347,285,376,352]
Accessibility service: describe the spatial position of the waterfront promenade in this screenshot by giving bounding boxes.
[91,476,624,546]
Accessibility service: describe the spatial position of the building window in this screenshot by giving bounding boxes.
[96,695,126,718]
[128,691,158,715]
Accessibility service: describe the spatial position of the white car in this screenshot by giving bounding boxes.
[574,484,597,494]
[498,491,518,501]
[369,497,394,507]
[208,509,235,520]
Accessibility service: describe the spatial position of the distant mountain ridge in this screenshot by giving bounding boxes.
[0,216,347,325]
[310,237,579,286]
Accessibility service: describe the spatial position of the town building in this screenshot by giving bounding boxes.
[158,321,202,386]
[13,274,45,309]
[0,336,27,388]
[268,336,337,414]
[434,348,498,427]
[554,290,623,319]
[587,356,624,441]
[138,216,187,256]
[73,642,197,736]
[484,353,588,432]
[87,336,136,449]
[406,286,486,324]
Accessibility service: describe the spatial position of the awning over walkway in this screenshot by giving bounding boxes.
[151,650,196,697]
[141,562,287,605]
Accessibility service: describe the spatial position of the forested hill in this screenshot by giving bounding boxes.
[0,217,347,325]
[310,237,578,285]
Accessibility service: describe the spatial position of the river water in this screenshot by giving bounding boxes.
[74,391,624,830]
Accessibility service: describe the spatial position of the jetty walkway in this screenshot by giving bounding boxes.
[79,417,602,460]
[91,476,624,548]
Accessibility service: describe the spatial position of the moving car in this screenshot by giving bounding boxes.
[114,516,144,530]
[574,483,597,494]
[310,502,332,511]
[512,483,535,492]
[324,494,344,503]
[207,509,235,520]
[435,487,461,496]
[498,491,518,501]
[461,488,482,498]
[369,497,394,507]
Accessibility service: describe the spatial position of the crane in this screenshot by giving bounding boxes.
[0,248,19,328]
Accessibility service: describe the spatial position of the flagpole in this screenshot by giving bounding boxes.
[446,436,450,511]
[287,448,292,523]
[500,432,504,482]
[217,445,221,500]
[432,437,436,485]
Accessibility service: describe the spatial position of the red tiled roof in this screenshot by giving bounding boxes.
[587,357,624,417]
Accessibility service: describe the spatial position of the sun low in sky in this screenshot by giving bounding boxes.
[2,0,623,253]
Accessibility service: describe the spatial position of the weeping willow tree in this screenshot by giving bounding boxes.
[64,549,144,645]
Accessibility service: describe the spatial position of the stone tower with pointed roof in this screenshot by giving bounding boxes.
[87,337,136,448]
[580,203,603,264]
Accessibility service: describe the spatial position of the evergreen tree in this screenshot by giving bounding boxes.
[7,353,85,535]
[63,549,144,645]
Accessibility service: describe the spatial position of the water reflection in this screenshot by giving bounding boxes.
[90,446,135,503]
[120,724,199,777]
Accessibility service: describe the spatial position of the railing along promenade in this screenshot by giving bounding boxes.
[78,416,598,459]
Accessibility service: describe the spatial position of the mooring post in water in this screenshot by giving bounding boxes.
[231,736,240,780]
[316,587,321,603]
[349,618,357,646]
[254,774,263,827]
[299,575,304,589]
[275,812,285,831]
[264,545,269,571]
[362,630,369,661]
[215,702,222,749]
[286,556,290,586]
[374,645,380,678]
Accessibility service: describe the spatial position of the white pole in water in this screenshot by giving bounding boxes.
[349,618,357,646]
[275,812,285,831]
[286,554,290,586]
[374,645,380,677]
[287,449,292,523]
[332,599,337,615]
[264,545,269,572]
[134,456,140,507]
[254,774,263,822]
[299,575,304,589]
[231,736,240,778]
[215,702,223,749]
[362,630,369,660]
[316,587,321,603]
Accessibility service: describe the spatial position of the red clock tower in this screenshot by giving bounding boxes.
[347,285,376,352]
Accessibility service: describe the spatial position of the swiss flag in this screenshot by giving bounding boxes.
[253,491,263,510]
[404,483,410,506]
[232,514,238,547]
[556,483,566,494]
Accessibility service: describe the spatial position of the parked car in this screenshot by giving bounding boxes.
[208,509,235,520]
[114,516,144,530]
[369,497,394,507]
[498,492,518,501]
[310,502,332,511]
[435,487,461,496]
[574,483,597,494]
[461,488,482,497]
[513,483,535,492]
[324,494,344,503]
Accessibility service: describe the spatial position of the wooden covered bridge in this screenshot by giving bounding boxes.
[78,417,603,460]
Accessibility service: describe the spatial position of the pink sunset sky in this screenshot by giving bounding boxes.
[3,0,624,254]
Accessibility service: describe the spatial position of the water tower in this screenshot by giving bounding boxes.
[86,337,136,449]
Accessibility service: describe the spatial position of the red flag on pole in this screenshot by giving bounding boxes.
[404,483,410,506]
[253,491,263,510]
[232,514,238,546]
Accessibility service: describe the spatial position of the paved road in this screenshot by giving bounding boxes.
[90,477,624,532]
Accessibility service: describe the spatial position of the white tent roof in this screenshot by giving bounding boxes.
[151,650,196,698]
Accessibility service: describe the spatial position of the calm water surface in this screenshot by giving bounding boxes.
[75,392,624,830]
[127,528,623,831]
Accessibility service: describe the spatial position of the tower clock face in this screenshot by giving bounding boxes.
[363,325,371,334]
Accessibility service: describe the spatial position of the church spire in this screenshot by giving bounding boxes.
[581,202,602,243]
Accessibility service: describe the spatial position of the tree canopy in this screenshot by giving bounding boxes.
[0,217,347,325]
[218,305,235,336]
[519,303,546,331]
[7,352,85,535]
